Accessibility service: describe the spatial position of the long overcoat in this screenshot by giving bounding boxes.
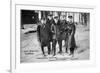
[67,22,76,49]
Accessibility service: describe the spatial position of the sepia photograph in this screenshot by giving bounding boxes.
[20,9,90,63]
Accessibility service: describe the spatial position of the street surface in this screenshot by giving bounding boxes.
[20,24,89,63]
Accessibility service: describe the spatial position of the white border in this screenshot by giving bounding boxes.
[11,2,96,73]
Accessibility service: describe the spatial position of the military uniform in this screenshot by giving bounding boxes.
[51,19,64,54]
[37,19,52,56]
[67,21,76,55]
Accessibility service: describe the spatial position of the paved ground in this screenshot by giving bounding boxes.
[20,24,89,63]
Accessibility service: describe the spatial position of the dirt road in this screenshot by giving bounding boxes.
[20,25,89,63]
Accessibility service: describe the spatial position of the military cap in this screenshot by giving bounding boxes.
[48,14,53,16]
[41,17,46,20]
[68,16,73,19]
[54,16,59,19]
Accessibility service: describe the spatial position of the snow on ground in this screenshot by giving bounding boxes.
[20,24,89,63]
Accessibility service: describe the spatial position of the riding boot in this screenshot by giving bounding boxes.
[52,39,57,56]
[66,48,68,53]
[41,46,46,56]
[69,48,74,55]
[48,43,51,55]
[58,40,62,54]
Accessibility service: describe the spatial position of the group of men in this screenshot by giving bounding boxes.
[37,13,76,57]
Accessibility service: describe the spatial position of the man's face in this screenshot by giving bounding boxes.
[41,19,46,24]
[48,16,52,20]
[54,18,59,23]
[63,16,66,20]
[60,16,63,20]
[68,18,73,23]
[60,16,66,20]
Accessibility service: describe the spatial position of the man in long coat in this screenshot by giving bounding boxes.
[46,14,54,42]
[59,15,69,53]
[67,16,76,55]
[51,15,62,55]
